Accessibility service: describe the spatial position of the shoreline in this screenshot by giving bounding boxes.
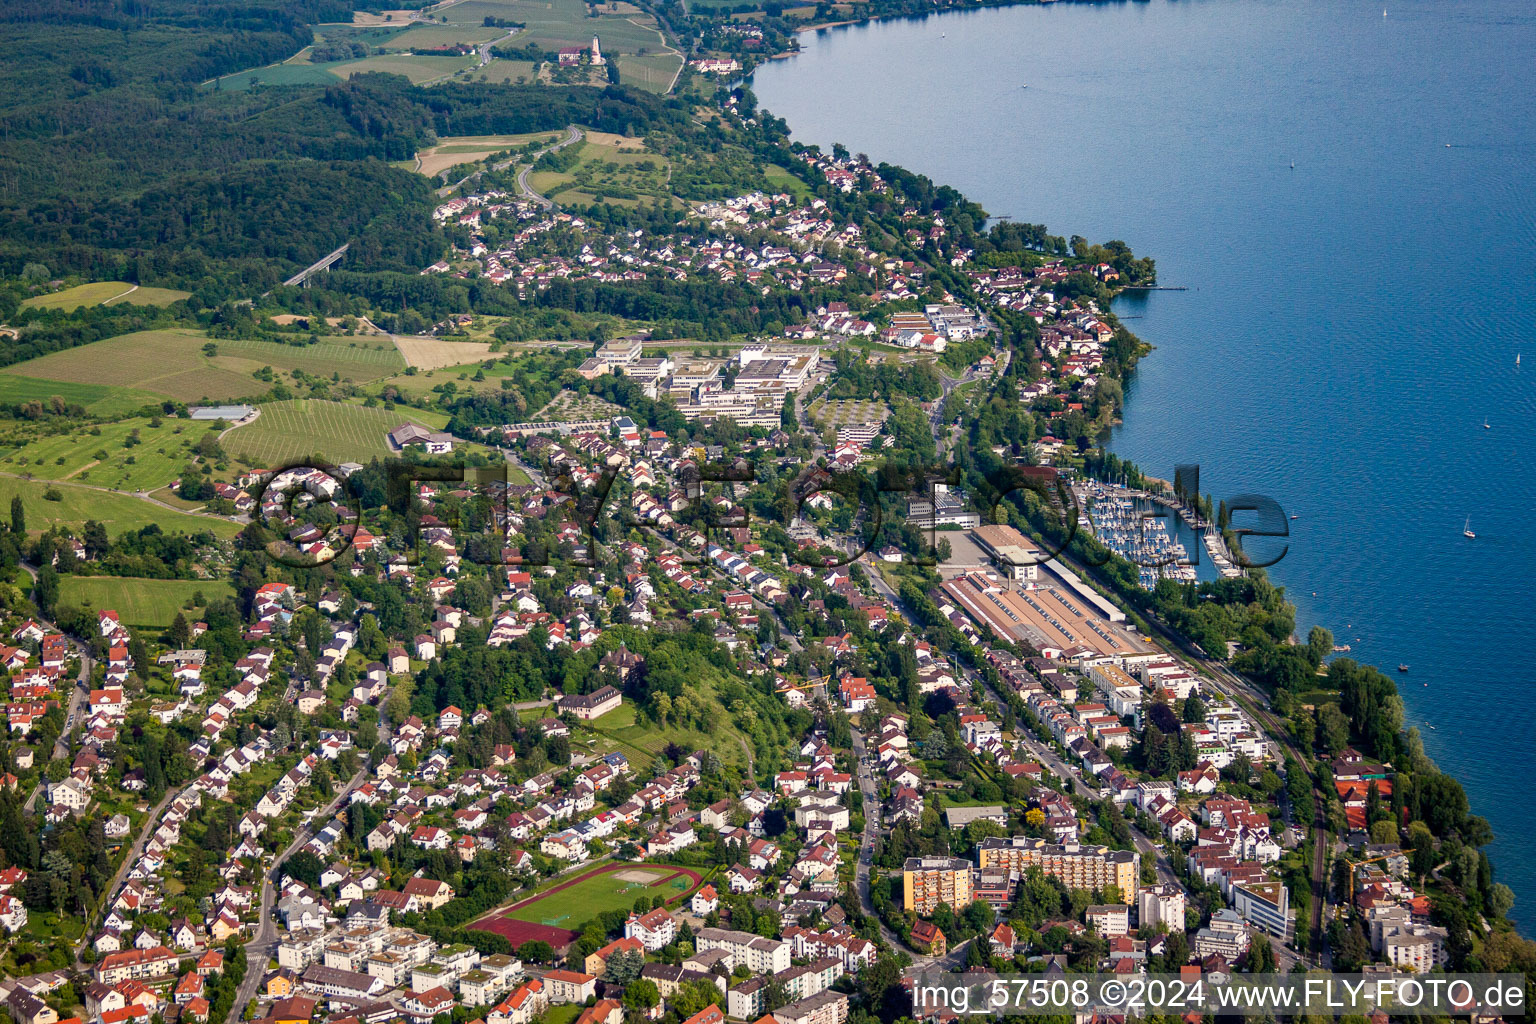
[745,3,1524,941]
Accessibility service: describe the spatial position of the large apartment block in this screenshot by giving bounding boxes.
[901,857,973,915]
[694,927,792,974]
[976,838,1140,904]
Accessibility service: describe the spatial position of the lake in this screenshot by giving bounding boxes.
[754,0,1536,922]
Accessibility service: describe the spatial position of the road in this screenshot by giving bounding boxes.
[233,765,368,1018]
[75,780,197,968]
[848,724,971,972]
[515,126,583,208]
[232,681,404,1020]
[15,560,94,811]
[439,125,582,200]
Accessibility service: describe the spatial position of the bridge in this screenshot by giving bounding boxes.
[282,242,350,288]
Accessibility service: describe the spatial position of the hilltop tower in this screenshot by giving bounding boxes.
[591,34,604,65]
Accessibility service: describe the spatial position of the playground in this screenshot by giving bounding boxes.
[471,862,703,949]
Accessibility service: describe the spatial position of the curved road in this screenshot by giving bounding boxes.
[438,125,583,200]
[515,126,584,208]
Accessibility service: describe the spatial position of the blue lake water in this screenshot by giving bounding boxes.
[753,0,1536,922]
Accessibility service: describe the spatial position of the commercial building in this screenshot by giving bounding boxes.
[1232,881,1290,941]
[969,524,1042,581]
[940,574,1149,660]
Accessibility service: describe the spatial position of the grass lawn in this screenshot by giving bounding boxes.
[332,53,478,83]
[20,282,137,310]
[0,416,218,492]
[0,477,242,538]
[103,286,192,307]
[222,399,448,466]
[0,375,163,417]
[2,330,404,403]
[580,700,746,768]
[504,864,680,925]
[56,577,235,628]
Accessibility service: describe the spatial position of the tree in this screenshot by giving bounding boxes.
[623,979,660,1011]
[515,941,554,964]
[1306,625,1334,667]
[10,496,23,535]
[1316,704,1350,755]
[168,612,192,649]
[34,565,58,615]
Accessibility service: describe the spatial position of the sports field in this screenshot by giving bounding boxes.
[222,400,449,465]
[0,478,243,538]
[2,331,405,403]
[57,577,236,628]
[473,862,703,948]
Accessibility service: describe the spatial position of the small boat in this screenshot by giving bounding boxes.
[1429,724,1437,730]
[1398,664,1409,672]
[1290,513,1299,519]
[1463,516,1476,539]
[1484,420,1491,429]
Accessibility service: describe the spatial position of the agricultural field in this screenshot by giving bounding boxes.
[331,53,478,82]
[469,60,540,84]
[380,23,504,49]
[0,376,162,417]
[0,478,243,538]
[616,53,682,93]
[413,132,560,176]
[1,330,404,403]
[56,577,236,628]
[209,60,346,91]
[392,336,495,370]
[0,416,220,492]
[439,0,666,54]
[221,399,449,466]
[20,282,138,310]
[102,286,192,307]
[528,134,674,207]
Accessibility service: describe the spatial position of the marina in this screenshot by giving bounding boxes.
[1074,481,1243,588]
